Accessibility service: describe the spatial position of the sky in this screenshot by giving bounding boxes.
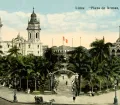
[0,0,120,48]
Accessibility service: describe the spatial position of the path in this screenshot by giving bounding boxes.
[57,75,73,97]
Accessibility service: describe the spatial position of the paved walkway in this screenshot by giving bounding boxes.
[0,85,119,105]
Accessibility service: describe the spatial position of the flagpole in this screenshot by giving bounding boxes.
[72,38,73,48]
[63,37,64,46]
[80,37,81,46]
[63,37,64,57]
[52,38,53,47]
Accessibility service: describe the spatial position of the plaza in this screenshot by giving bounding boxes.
[0,80,119,105]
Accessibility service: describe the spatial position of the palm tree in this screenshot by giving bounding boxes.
[68,46,90,95]
[103,56,120,90]
[44,48,58,72]
[89,38,112,92]
[31,71,40,91]
[3,55,25,89]
[89,37,112,63]
[8,45,20,58]
[0,45,3,55]
[86,56,106,93]
[21,54,35,91]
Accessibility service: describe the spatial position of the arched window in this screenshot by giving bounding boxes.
[38,45,39,48]
[36,33,39,38]
[28,44,31,48]
[29,33,31,39]
[36,33,38,38]
[117,49,120,56]
[117,49,120,53]
[111,49,115,56]
[7,43,10,48]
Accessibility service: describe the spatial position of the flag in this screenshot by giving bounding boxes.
[63,36,65,41]
[66,39,68,43]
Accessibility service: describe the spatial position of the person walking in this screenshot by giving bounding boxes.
[66,81,68,85]
[73,94,76,102]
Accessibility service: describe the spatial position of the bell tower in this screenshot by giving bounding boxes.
[0,17,3,41]
[27,8,41,42]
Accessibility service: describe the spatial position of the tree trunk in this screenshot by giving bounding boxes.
[92,84,93,93]
[80,75,82,94]
[49,78,51,91]
[20,78,21,88]
[107,83,108,90]
[99,81,101,91]
[78,74,81,95]
[8,79,9,85]
[27,78,28,90]
[35,78,37,91]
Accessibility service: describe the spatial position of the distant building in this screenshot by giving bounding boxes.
[42,45,48,53]
[52,45,74,53]
[110,27,120,56]
[52,45,75,58]
[0,8,43,56]
[110,36,120,56]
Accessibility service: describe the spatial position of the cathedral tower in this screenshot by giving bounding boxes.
[27,8,41,42]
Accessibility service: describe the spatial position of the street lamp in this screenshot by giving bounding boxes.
[13,77,18,102]
[74,73,78,96]
[49,72,53,91]
[113,78,118,105]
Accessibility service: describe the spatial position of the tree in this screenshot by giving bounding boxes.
[68,46,90,95]
[103,56,120,89]
[8,45,20,58]
[89,37,112,63]
[44,48,58,72]
[0,45,3,55]
[86,57,106,93]
[89,38,112,92]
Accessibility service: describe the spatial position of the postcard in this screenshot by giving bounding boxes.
[0,0,119,105]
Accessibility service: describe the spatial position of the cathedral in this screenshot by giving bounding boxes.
[0,8,43,56]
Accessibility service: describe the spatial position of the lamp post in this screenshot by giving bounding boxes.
[74,73,78,96]
[13,77,18,102]
[114,78,118,105]
[49,72,53,91]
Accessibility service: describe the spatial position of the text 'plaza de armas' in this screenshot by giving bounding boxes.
[0,8,119,57]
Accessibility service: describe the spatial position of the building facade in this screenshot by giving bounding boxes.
[0,8,43,56]
[51,45,75,59]
[52,45,75,55]
[110,27,120,56]
[110,36,120,56]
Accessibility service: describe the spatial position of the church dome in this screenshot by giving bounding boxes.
[116,37,120,42]
[31,9,36,17]
[29,7,39,24]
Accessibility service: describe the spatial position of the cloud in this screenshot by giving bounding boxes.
[86,9,115,17]
[0,9,118,33]
[0,9,119,48]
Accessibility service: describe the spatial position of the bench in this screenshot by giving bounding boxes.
[44,91,52,95]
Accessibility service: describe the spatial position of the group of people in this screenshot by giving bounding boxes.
[62,76,77,102]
